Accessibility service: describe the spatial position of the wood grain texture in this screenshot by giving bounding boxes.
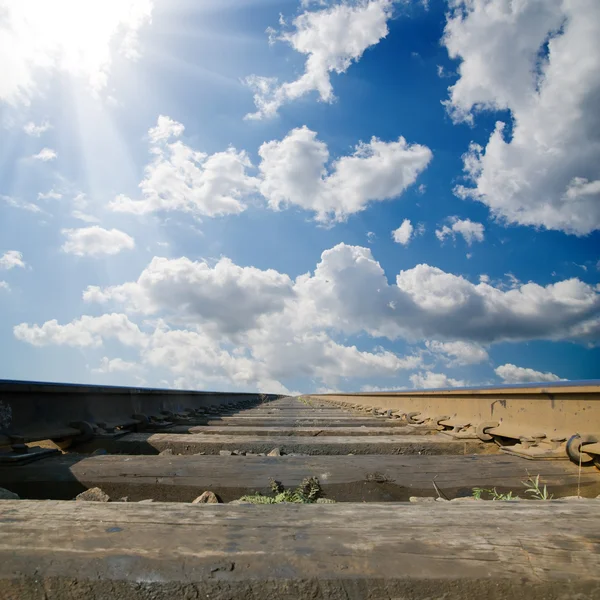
[2,454,599,502]
[76,432,495,456]
[203,417,410,426]
[173,425,433,435]
[1,500,599,599]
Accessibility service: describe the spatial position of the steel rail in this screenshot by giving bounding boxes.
[0,380,281,451]
[305,382,600,467]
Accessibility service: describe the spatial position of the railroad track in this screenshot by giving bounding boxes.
[1,381,600,599]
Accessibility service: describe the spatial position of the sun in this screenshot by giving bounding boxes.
[1,0,153,99]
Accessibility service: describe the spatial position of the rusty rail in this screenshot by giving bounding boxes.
[0,380,281,451]
[306,382,600,467]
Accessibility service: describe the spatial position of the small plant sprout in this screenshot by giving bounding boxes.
[471,474,553,501]
[523,474,553,500]
[236,477,335,504]
[471,487,518,501]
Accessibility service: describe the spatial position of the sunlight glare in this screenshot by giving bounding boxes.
[0,0,153,101]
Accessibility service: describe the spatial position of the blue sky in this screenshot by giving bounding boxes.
[0,0,598,394]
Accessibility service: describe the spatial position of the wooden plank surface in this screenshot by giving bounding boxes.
[203,417,407,426]
[220,408,348,413]
[2,454,599,502]
[1,500,599,599]
[169,425,434,436]
[76,432,495,456]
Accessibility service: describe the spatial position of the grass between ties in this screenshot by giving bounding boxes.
[229,474,553,504]
[236,477,336,504]
[472,474,553,501]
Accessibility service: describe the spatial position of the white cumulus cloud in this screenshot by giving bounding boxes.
[296,243,600,344]
[93,357,139,374]
[148,115,185,143]
[32,148,57,161]
[426,340,488,366]
[410,371,466,389]
[61,226,135,256]
[37,189,62,200]
[360,384,408,392]
[245,0,393,119]
[109,118,430,224]
[444,0,600,235]
[435,216,485,245]
[258,126,431,223]
[23,121,52,136]
[14,313,145,348]
[109,115,257,218]
[392,219,413,246]
[77,248,429,389]
[83,255,295,334]
[495,363,565,384]
[0,250,26,270]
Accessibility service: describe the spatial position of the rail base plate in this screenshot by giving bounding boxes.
[0,446,59,465]
[439,431,479,440]
[500,446,568,460]
[93,431,131,440]
[145,421,175,431]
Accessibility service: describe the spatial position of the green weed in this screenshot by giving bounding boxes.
[522,474,553,500]
[236,477,335,504]
[472,487,518,501]
[471,474,553,501]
